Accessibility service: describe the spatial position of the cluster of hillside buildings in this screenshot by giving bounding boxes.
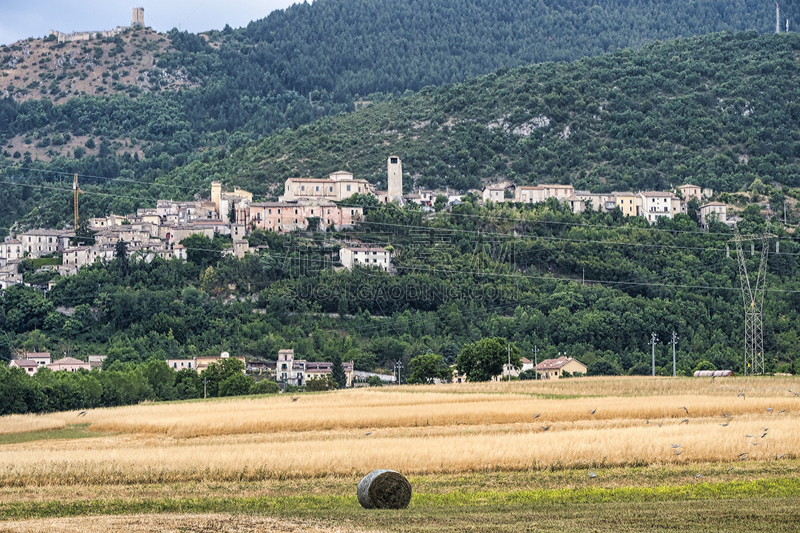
[482,182,734,227]
[1,153,732,289]
[8,353,106,375]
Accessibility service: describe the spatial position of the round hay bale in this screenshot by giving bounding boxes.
[357,469,412,509]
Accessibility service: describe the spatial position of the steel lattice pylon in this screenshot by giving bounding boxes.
[730,231,774,375]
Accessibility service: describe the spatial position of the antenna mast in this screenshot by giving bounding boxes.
[730,230,775,375]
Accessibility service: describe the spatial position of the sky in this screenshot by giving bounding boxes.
[0,1,303,46]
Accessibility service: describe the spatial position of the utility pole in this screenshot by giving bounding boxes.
[650,332,658,377]
[73,173,84,230]
[731,230,774,375]
[394,360,403,385]
[533,346,539,380]
[203,378,208,399]
[507,343,511,382]
[671,331,678,377]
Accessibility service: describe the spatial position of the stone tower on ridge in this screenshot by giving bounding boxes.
[132,7,145,28]
[387,155,403,202]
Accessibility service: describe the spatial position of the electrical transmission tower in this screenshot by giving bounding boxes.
[730,230,774,375]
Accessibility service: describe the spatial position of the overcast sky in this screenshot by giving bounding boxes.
[0,1,303,46]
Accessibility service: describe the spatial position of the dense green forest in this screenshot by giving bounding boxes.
[3,194,799,413]
[2,1,800,234]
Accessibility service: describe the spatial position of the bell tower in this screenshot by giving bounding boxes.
[387,155,403,202]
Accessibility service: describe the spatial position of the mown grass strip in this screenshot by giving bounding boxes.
[0,424,99,445]
[415,476,800,506]
[0,477,798,521]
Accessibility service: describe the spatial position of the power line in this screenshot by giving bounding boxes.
[0,162,201,191]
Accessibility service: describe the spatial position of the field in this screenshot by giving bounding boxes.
[0,376,799,531]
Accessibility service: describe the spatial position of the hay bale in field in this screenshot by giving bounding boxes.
[357,469,412,509]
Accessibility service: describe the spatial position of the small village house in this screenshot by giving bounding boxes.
[533,356,587,380]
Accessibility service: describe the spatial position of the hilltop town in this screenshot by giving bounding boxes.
[1,151,737,290]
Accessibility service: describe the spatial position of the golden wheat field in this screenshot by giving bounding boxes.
[0,376,798,487]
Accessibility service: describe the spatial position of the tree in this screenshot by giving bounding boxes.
[21,330,50,353]
[114,239,129,276]
[434,194,448,212]
[694,360,716,372]
[456,337,520,382]
[306,374,338,391]
[0,334,12,363]
[181,234,222,268]
[71,216,95,246]
[587,360,619,376]
[366,375,383,387]
[331,352,347,388]
[407,353,450,384]
[218,372,254,396]
[203,357,246,397]
[250,379,280,394]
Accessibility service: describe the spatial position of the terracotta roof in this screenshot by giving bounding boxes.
[25,352,50,358]
[11,359,39,367]
[701,202,727,208]
[678,184,700,188]
[533,356,585,370]
[48,357,90,367]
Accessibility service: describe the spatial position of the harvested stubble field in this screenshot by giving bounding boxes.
[1,376,799,532]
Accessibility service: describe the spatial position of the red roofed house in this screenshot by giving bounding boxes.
[533,356,587,380]
[47,357,91,372]
[9,359,41,375]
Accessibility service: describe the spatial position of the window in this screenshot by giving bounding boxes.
[329,187,333,192]
[294,209,298,214]
[301,186,305,191]
[391,157,398,164]
[269,209,272,214]
[278,209,281,214]
[315,186,319,191]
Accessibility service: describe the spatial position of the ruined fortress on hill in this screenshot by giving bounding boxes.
[49,8,145,44]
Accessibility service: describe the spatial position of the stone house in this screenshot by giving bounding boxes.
[699,202,730,229]
[283,171,374,202]
[17,229,72,258]
[638,191,681,222]
[274,349,354,387]
[9,359,40,375]
[677,184,702,202]
[613,191,639,216]
[339,247,391,270]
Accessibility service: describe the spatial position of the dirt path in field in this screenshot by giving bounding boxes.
[0,513,365,532]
